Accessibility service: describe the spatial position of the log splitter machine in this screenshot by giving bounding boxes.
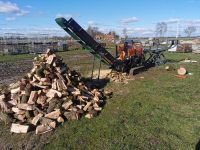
[55,17,175,77]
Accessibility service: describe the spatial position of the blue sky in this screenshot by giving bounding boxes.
[0,0,200,37]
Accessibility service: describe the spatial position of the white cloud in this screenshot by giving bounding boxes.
[126,27,153,33]
[36,27,61,32]
[120,17,139,24]
[0,27,16,30]
[0,1,20,13]
[141,31,154,35]
[87,20,101,26]
[16,10,29,16]
[56,13,72,19]
[0,1,29,20]
[88,20,95,25]
[5,17,16,21]
[117,27,155,37]
[98,27,110,33]
[25,5,32,9]
[164,18,200,25]
[164,18,180,24]
[183,19,200,24]
[0,27,65,37]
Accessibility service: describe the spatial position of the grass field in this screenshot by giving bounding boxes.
[44,52,200,150]
[0,54,34,63]
[0,50,200,149]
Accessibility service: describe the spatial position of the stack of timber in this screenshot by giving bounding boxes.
[0,49,111,134]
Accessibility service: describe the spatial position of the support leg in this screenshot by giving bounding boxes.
[91,56,95,79]
[97,56,102,80]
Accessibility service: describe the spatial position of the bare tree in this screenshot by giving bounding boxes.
[184,26,196,37]
[155,22,167,37]
[108,30,119,39]
[86,25,94,36]
[86,26,103,37]
[123,28,128,39]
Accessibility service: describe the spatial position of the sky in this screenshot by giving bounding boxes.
[0,0,200,37]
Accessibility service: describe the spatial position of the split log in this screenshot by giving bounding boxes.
[77,95,88,102]
[57,79,67,91]
[40,117,53,125]
[83,102,92,111]
[0,94,5,100]
[57,116,64,123]
[64,111,79,120]
[17,114,26,122]
[49,121,56,129]
[93,103,102,111]
[31,83,48,89]
[47,99,57,113]
[0,100,10,113]
[11,87,20,94]
[56,79,62,91]
[46,89,62,98]
[17,103,33,110]
[11,107,26,115]
[46,54,55,65]
[7,100,17,106]
[36,124,53,134]
[37,95,47,105]
[62,101,73,110]
[85,110,98,119]
[34,74,41,81]
[85,113,93,119]
[31,113,43,125]
[67,86,80,96]
[9,82,20,90]
[27,91,38,104]
[44,109,61,119]
[10,123,29,133]
[94,107,102,111]
[52,79,57,90]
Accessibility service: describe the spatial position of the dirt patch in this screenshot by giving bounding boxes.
[0,122,52,150]
[0,59,32,85]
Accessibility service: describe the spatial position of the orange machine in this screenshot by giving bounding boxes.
[116,41,142,61]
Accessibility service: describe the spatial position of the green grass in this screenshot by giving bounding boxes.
[1,50,200,149]
[43,51,200,149]
[0,54,34,62]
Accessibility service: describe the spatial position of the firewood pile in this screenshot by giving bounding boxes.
[0,49,112,134]
[106,71,133,84]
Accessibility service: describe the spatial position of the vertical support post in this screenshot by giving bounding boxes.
[98,55,102,80]
[115,45,118,57]
[91,56,95,79]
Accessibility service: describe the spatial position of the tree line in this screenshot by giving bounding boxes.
[86,25,119,39]
[86,22,197,39]
[155,22,197,37]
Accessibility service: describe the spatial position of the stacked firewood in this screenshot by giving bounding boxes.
[0,49,111,134]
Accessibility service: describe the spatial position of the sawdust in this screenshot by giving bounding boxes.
[90,69,134,84]
[106,71,134,84]
[90,69,112,79]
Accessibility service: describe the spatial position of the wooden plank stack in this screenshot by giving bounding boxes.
[0,49,111,134]
[177,43,192,53]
